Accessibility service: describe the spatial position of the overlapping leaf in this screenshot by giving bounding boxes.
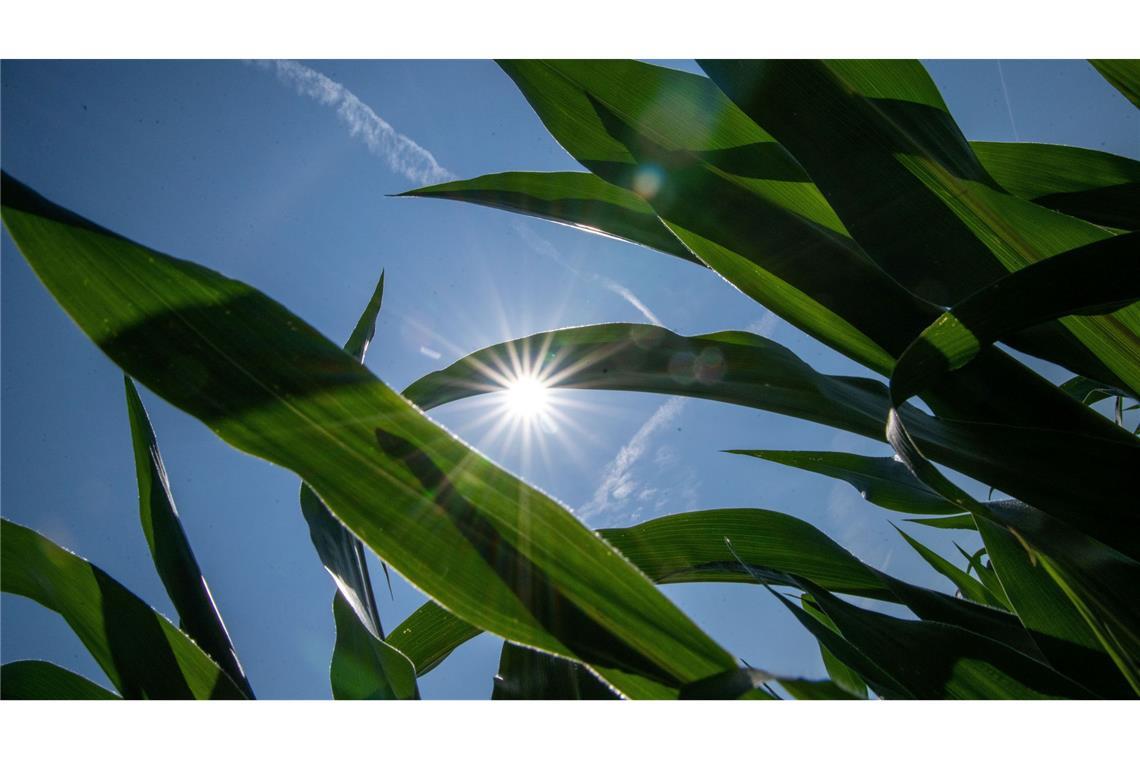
[1,172,738,693]
[1,519,246,699]
[124,376,253,696]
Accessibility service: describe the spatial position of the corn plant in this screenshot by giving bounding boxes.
[2,59,1138,699]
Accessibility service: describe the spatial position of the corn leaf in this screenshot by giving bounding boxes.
[787,580,1096,699]
[1,661,121,700]
[400,171,698,264]
[405,322,1135,540]
[892,525,1004,608]
[1090,60,1140,108]
[700,59,1132,392]
[0,519,246,699]
[1,172,736,692]
[971,141,1140,230]
[329,594,419,699]
[906,514,976,530]
[976,516,1133,698]
[728,449,960,516]
[491,642,617,700]
[799,594,868,699]
[124,376,253,696]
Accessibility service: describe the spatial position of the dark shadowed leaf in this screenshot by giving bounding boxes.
[729,449,960,515]
[400,171,698,264]
[124,376,253,697]
[492,642,618,700]
[0,519,246,699]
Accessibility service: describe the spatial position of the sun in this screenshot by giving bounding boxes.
[503,374,550,420]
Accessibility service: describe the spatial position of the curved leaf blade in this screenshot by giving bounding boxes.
[124,376,253,696]
[1,661,121,700]
[330,594,419,700]
[0,172,735,690]
[729,449,960,516]
[1090,60,1140,108]
[1,519,246,699]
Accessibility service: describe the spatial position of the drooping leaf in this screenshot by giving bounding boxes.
[400,171,698,264]
[886,232,1140,559]
[0,519,246,699]
[882,236,1140,691]
[905,514,977,530]
[405,323,890,441]
[0,172,736,691]
[383,508,1042,678]
[892,525,1004,608]
[976,516,1133,698]
[971,141,1140,230]
[1090,60,1140,108]
[386,601,481,677]
[699,59,1132,391]
[791,579,1095,699]
[954,543,1010,609]
[599,508,887,599]
[799,594,868,698]
[124,376,253,697]
[1,661,121,700]
[329,594,419,700]
[405,322,1135,542]
[491,642,618,700]
[729,449,960,516]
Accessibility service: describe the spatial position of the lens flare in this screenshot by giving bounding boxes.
[504,374,550,419]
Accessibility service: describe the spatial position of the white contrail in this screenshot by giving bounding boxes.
[252,60,454,185]
[996,60,1021,141]
[581,397,687,519]
[512,221,663,326]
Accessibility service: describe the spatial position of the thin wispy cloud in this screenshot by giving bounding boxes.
[581,397,689,521]
[512,221,663,326]
[746,309,782,339]
[252,60,454,185]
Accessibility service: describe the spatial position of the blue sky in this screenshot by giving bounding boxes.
[2,60,1137,699]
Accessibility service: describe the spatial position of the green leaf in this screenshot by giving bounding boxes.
[971,141,1140,230]
[124,376,253,697]
[492,642,618,700]
[600,508,887,599]
[1,661,121,700]
[729,449,960,516]
[400,171,699,264]
[330,594,419,699]
[954,543,1010,609]
[777,678,861,700]
[886,232,1140,559]
[699,59,1131,391]
[790,580,1095,699]
[405,323,890,440]
[405,322,1134,541]
[384,508,1041,678]
[296,270,396,698]
[906,514,977,530]
[0,172,735,691]
[1059,375,1119,405]
[882,235,1140,691]
[498,59,901,376]
[386,601,480,676]
[893,525,1004,608]
[976,516,1133,698]
[0,519,246,699]
[799,594,868,698]
[1090,60,1140,108]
